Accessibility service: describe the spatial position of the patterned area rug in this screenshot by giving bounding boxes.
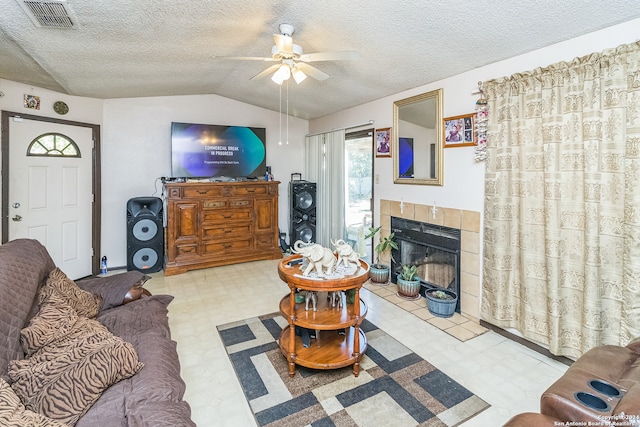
[217,313,489,427]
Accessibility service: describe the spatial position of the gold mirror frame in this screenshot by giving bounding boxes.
[393,89,444,185]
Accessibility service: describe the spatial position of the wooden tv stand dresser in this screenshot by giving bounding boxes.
[164,181,282,276]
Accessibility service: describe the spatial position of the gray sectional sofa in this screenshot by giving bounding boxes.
[0,238,195,426]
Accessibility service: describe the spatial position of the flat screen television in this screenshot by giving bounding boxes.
[171,122,267,179]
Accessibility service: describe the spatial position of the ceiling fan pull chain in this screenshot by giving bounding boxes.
[279,84,283,145]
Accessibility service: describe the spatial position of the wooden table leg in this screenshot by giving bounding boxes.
[288,285,297,377]
[352,287,361,377]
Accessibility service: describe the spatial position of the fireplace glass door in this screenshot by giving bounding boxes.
[390,217,461,312]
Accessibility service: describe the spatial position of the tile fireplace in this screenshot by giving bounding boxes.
[379,199,481,320]
[390,216,461,313]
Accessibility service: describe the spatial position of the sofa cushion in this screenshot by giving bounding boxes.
[20,293,79,357]
[38,268,102,318]
[613,383,640,424]
[78,295,195,427]
[0,378,69,427]
[627,338,640,354]
[96,295,174,340]
[126,400,196,427]
[96,296,187,403]
[76,271,149,312]
[619,362,640,391]
[0,239,56,381]
[8,298,143,426]
[570,345,639,384]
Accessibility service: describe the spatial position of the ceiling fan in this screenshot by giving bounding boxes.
[215,23,359,85]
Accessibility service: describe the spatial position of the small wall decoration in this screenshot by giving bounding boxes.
[375,127,392,157]
[53,101,69,115]
[24,94,41,110]
[443,113,475,148]
[474,81,488,161]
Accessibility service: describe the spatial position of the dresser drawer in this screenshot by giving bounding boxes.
[235,185,268,196]
[202,198,252,210]
[202,237,252,254]
[202,199,228,209]
[202,207,252,222]
[175,243,198,258]
[202,224,252,240]
[255,233,276,249]
[184,186,225,198]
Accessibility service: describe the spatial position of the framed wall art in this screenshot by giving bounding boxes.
[24,94,41,110]
[443,113,475,148]
[375,127,392,157]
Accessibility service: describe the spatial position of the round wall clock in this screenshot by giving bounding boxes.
[53,101,69,115]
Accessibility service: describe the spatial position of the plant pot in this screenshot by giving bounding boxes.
[425,289,457,318]
[396,276,421,299]
[369,264,390,284]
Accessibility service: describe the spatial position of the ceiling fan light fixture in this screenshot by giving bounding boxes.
[292,67,307,84]
[271,64,291,85]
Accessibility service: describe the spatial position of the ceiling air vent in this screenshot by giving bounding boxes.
[18,0,78,29]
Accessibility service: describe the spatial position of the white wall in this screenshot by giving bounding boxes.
[3,17,639,269]
[102,95,307,267]
[310,18,640,227]
[0,81,307,267]
[0,78,103,125]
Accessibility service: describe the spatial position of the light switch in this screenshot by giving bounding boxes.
[375,174,380,184]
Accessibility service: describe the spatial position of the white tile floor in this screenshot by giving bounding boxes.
[144,259,568,427]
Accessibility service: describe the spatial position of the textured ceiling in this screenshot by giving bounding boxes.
[1,0,640,120]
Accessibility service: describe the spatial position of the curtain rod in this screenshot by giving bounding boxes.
[306,120,374,137]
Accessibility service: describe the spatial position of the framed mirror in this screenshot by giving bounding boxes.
[393,89,444,185]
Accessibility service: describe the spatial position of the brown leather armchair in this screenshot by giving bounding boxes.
[504,339,640,426]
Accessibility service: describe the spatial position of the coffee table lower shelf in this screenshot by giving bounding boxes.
[279,325,367,377]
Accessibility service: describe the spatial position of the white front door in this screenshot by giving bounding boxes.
[8,118,93,279]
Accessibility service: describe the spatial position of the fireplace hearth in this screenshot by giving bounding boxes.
[390,216,461,313]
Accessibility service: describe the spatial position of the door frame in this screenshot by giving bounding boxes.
[1,110,102,275]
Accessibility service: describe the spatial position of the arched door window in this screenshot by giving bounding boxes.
[27,133,80,157]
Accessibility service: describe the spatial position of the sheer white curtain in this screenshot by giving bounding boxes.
[305,129,346,247]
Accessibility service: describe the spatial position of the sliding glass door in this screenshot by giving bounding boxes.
[345,129,374,263]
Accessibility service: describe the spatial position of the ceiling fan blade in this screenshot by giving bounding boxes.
[299,51,359,62]
[213,56,276,62]
[250,64,281,80]
[273,34,293,54]
[296,63,329,81]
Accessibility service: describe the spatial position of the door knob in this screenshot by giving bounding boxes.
[12,215,22,222]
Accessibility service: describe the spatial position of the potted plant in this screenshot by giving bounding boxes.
[396,264,421,299]
[365,226,398,284]
[425,288,458,318]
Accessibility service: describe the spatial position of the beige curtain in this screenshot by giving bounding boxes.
[482,41,640,359]
[305,129,346,247]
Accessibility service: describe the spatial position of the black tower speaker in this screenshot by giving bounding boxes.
[127,197,164,273]
[289,181,316,244]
